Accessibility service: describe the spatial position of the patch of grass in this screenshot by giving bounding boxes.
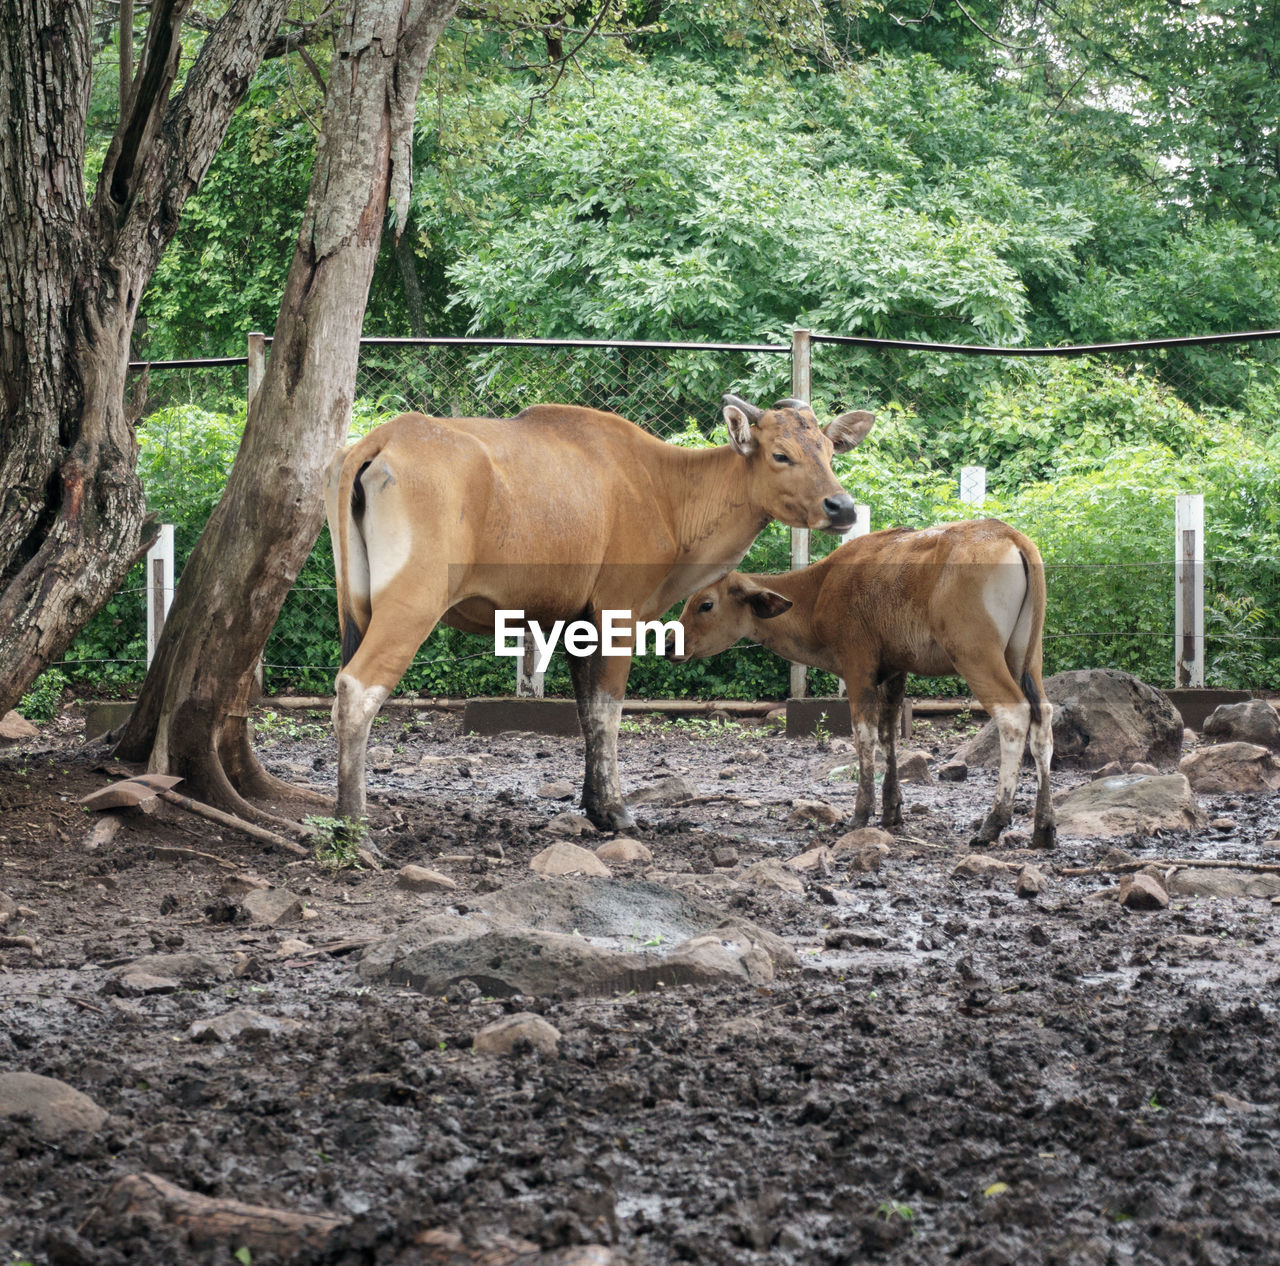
[306,815,369,871]
[255,709,327,746]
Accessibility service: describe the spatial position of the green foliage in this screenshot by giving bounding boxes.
[307,816,369,871]
[18,669,68,723]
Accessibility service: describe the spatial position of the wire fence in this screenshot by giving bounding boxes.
[56,330,1280,697]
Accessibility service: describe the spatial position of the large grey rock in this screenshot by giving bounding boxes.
[106,952,232,986]
[0,1072,107,1140]
[529,841,611,877]
[960,670,1183,770]
[1165,869,1280,900]
[1179,743,1280,794]
[1202,700,1280,749]
[625,775,698,806]
[1054,774,1203,839]
[0,711,39,743]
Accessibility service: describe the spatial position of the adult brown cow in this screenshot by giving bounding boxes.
[325,395,873,829]
[674,520,1056,848]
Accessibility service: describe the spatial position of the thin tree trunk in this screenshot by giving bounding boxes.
[0,0,289,716]
[117,0,458,820]
[395,227,429,337]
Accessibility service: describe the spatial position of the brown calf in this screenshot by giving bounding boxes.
[675,520,1056,848]
[324,396,874,828]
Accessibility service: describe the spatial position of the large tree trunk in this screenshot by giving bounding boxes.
[116,0,458,819]
[0,0,289,715]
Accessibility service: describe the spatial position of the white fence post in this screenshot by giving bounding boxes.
[960,465,986,507]
[1175,493,1204,687]
[516,629,545,698]
[789,328,812,698]
[146,524,175,667]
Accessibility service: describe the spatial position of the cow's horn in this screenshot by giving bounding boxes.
[722,393,764,424]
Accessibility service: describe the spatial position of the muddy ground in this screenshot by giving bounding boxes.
[1,701,1278,1266]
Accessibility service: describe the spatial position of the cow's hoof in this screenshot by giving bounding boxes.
[586,804,635,832]
[1032,823,1057,850]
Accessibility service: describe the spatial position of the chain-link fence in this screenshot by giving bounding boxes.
[60,331,1280,697]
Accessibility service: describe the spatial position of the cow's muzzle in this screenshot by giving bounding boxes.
[822,494,857,532]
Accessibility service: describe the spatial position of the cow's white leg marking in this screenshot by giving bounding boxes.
[1029,696,1056,849]
[852,716,878,828]
[975,699,1030,844]
[334,671,389,820]
[581,687,634,830]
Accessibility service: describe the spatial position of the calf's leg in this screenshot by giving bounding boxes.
[844,667,880,828]
[567,646,635,831]
[1028,685,1056,849]
[876,672,907,829]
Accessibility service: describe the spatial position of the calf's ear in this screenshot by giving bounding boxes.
[747,588,792,619]
[824,409,874,453]
[723,401,758,456]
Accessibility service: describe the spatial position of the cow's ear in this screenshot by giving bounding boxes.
[723,402,758,456]
[748,588,792,619]
[825,409,874,453]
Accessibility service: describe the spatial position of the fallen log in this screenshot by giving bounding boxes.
[1058,857,1280,878]
[156,788,310,857]
[93,1172,347,1254]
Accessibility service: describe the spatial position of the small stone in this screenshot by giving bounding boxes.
[1092,760,1125,779]
[474,1012,561,1057]
[595,838,653,864]
[102,972,180,997]
[1100,847,1138,868]
[625,775,698,806]
[535,780,575,800]
[740,860,804,894]
[241,888,304,927]
[952,854,1020,882]
[367,745,395,771]
[189,1008,304,1044]
[0,1072,107,1140]
[220,873,271,898]
[1208,817,1237,832]
[277,938,309,957]
[897,750,932,783]
[1119,873,1169,912]
[1016,864,1048,899]
[788,799,840,826]
[717,767,739,781]
[397,864,458,893]
[937,758,968,782]
[711,845,740,868]
[0,891,16,924]
[0,711,39,743]
[845,846,881,875]
[832,827,894,855]
[529,841,611,877]
[785,846,834,872]
[1129,762,1159,776]
[544,812,597,837]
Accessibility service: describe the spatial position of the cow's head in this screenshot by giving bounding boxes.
[671,572,792,662]
[723,394,872,532]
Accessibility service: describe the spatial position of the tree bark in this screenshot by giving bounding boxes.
[116,0,458,819]
[0,0,289,716]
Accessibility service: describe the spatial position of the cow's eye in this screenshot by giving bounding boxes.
[698,600,714,613]
[772,452,793,465]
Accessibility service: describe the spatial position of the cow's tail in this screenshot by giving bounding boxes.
[324,443,375,669]
[1014,543,1048,726]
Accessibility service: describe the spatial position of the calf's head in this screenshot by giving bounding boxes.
[723,394,872,532]
[672,573,793,662]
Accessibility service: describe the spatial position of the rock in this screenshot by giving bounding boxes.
[397,864,458,893]
[1165,869,1280,900]
[0,711,39,743]
[220,873,270,897]
[189,1008,304,1044]
[535,780,575,800]
[594,838,652,864]
[241,888,304,927]
[1129,762,1159,777]
[625,775,698,806]
[544,812,597,837]
[1016,865,1048,898]
[787,799,840,826]
[1054,774,1203,839]
[473,1013,561,1057]
[0,1072,107,1140]
[785,846,834,872]
[740,860,805,894]
[952,854,1021,882]
[529,841,611,877]
[832,827,894,855]
[710,845,740,868]
[1208,817,1237,831]
[937,758,968,782]
[367,745,395,771]
[107,952,232,986]
[1119,873,1169,911]
[717,767,739,781]
[1202,700,1280,749]
[665,931,775,985]
[1100,846,1138,868]
[0,891,16,924]
[960,669,1183,770]
[278,938,310,957]
[102,973,180,997]
[897,750,932,783]
[1179,743,1280,794]
[1092,761,1125,780]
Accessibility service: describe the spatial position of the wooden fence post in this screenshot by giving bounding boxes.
[1175,493,1204,687]
[789,328,812,699]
